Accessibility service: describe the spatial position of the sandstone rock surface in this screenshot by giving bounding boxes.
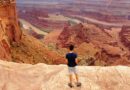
[11,31,66,64]
[0,0,22,60]
[0,60,130,90]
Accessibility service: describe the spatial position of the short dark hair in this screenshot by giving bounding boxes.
[69,45,74,51]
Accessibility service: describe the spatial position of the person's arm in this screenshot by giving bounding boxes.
[75,54,80,64]
[65,54,68,64]
[65,59,68,64]
[76,59,80,64]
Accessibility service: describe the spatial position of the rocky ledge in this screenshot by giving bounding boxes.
[0,60,130,90]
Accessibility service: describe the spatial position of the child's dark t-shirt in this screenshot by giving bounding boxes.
[66,52,77,67]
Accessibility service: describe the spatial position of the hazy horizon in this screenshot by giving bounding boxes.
[16,0,130,3]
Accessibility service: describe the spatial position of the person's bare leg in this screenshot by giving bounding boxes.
[69,74,73,84]
[75,74,81,87]
[68,74,73,87]
[75,74,79,83]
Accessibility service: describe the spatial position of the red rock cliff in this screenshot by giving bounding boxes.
[0,0,22,60]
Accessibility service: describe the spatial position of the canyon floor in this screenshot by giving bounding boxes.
[0,60,130,90]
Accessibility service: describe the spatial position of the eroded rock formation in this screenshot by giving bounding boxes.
[95,44,130,66]
[120,26,130,50]
[57,23,114,47]
[0,0,22,60]
[0,0,22,42]
[11,31,66,64]
[55,23,130,65]
[0,0,66,64]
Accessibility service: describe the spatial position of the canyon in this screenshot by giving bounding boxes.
[44,23,130,66]
[1,0,130,66]
[17,0,130,32]
[0,0,130,90]
[0,0,65,64]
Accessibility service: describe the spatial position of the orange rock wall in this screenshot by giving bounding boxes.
[0,0,22,60]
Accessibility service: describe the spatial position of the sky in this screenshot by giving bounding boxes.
[16,0,76,4]
[16,0,130,6]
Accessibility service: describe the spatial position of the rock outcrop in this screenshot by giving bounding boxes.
[119,26,130,50]
[11,31,65,64]
[57,23,114,47]
[0,0,22,60]
[95,44,130,66]
[55,23,130,66]
[0,0,65,64]
[0,60,130,90]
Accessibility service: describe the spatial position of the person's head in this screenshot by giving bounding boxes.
[69,45,74,51]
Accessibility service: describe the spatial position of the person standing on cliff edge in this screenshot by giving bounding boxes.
[65,45,81,88]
